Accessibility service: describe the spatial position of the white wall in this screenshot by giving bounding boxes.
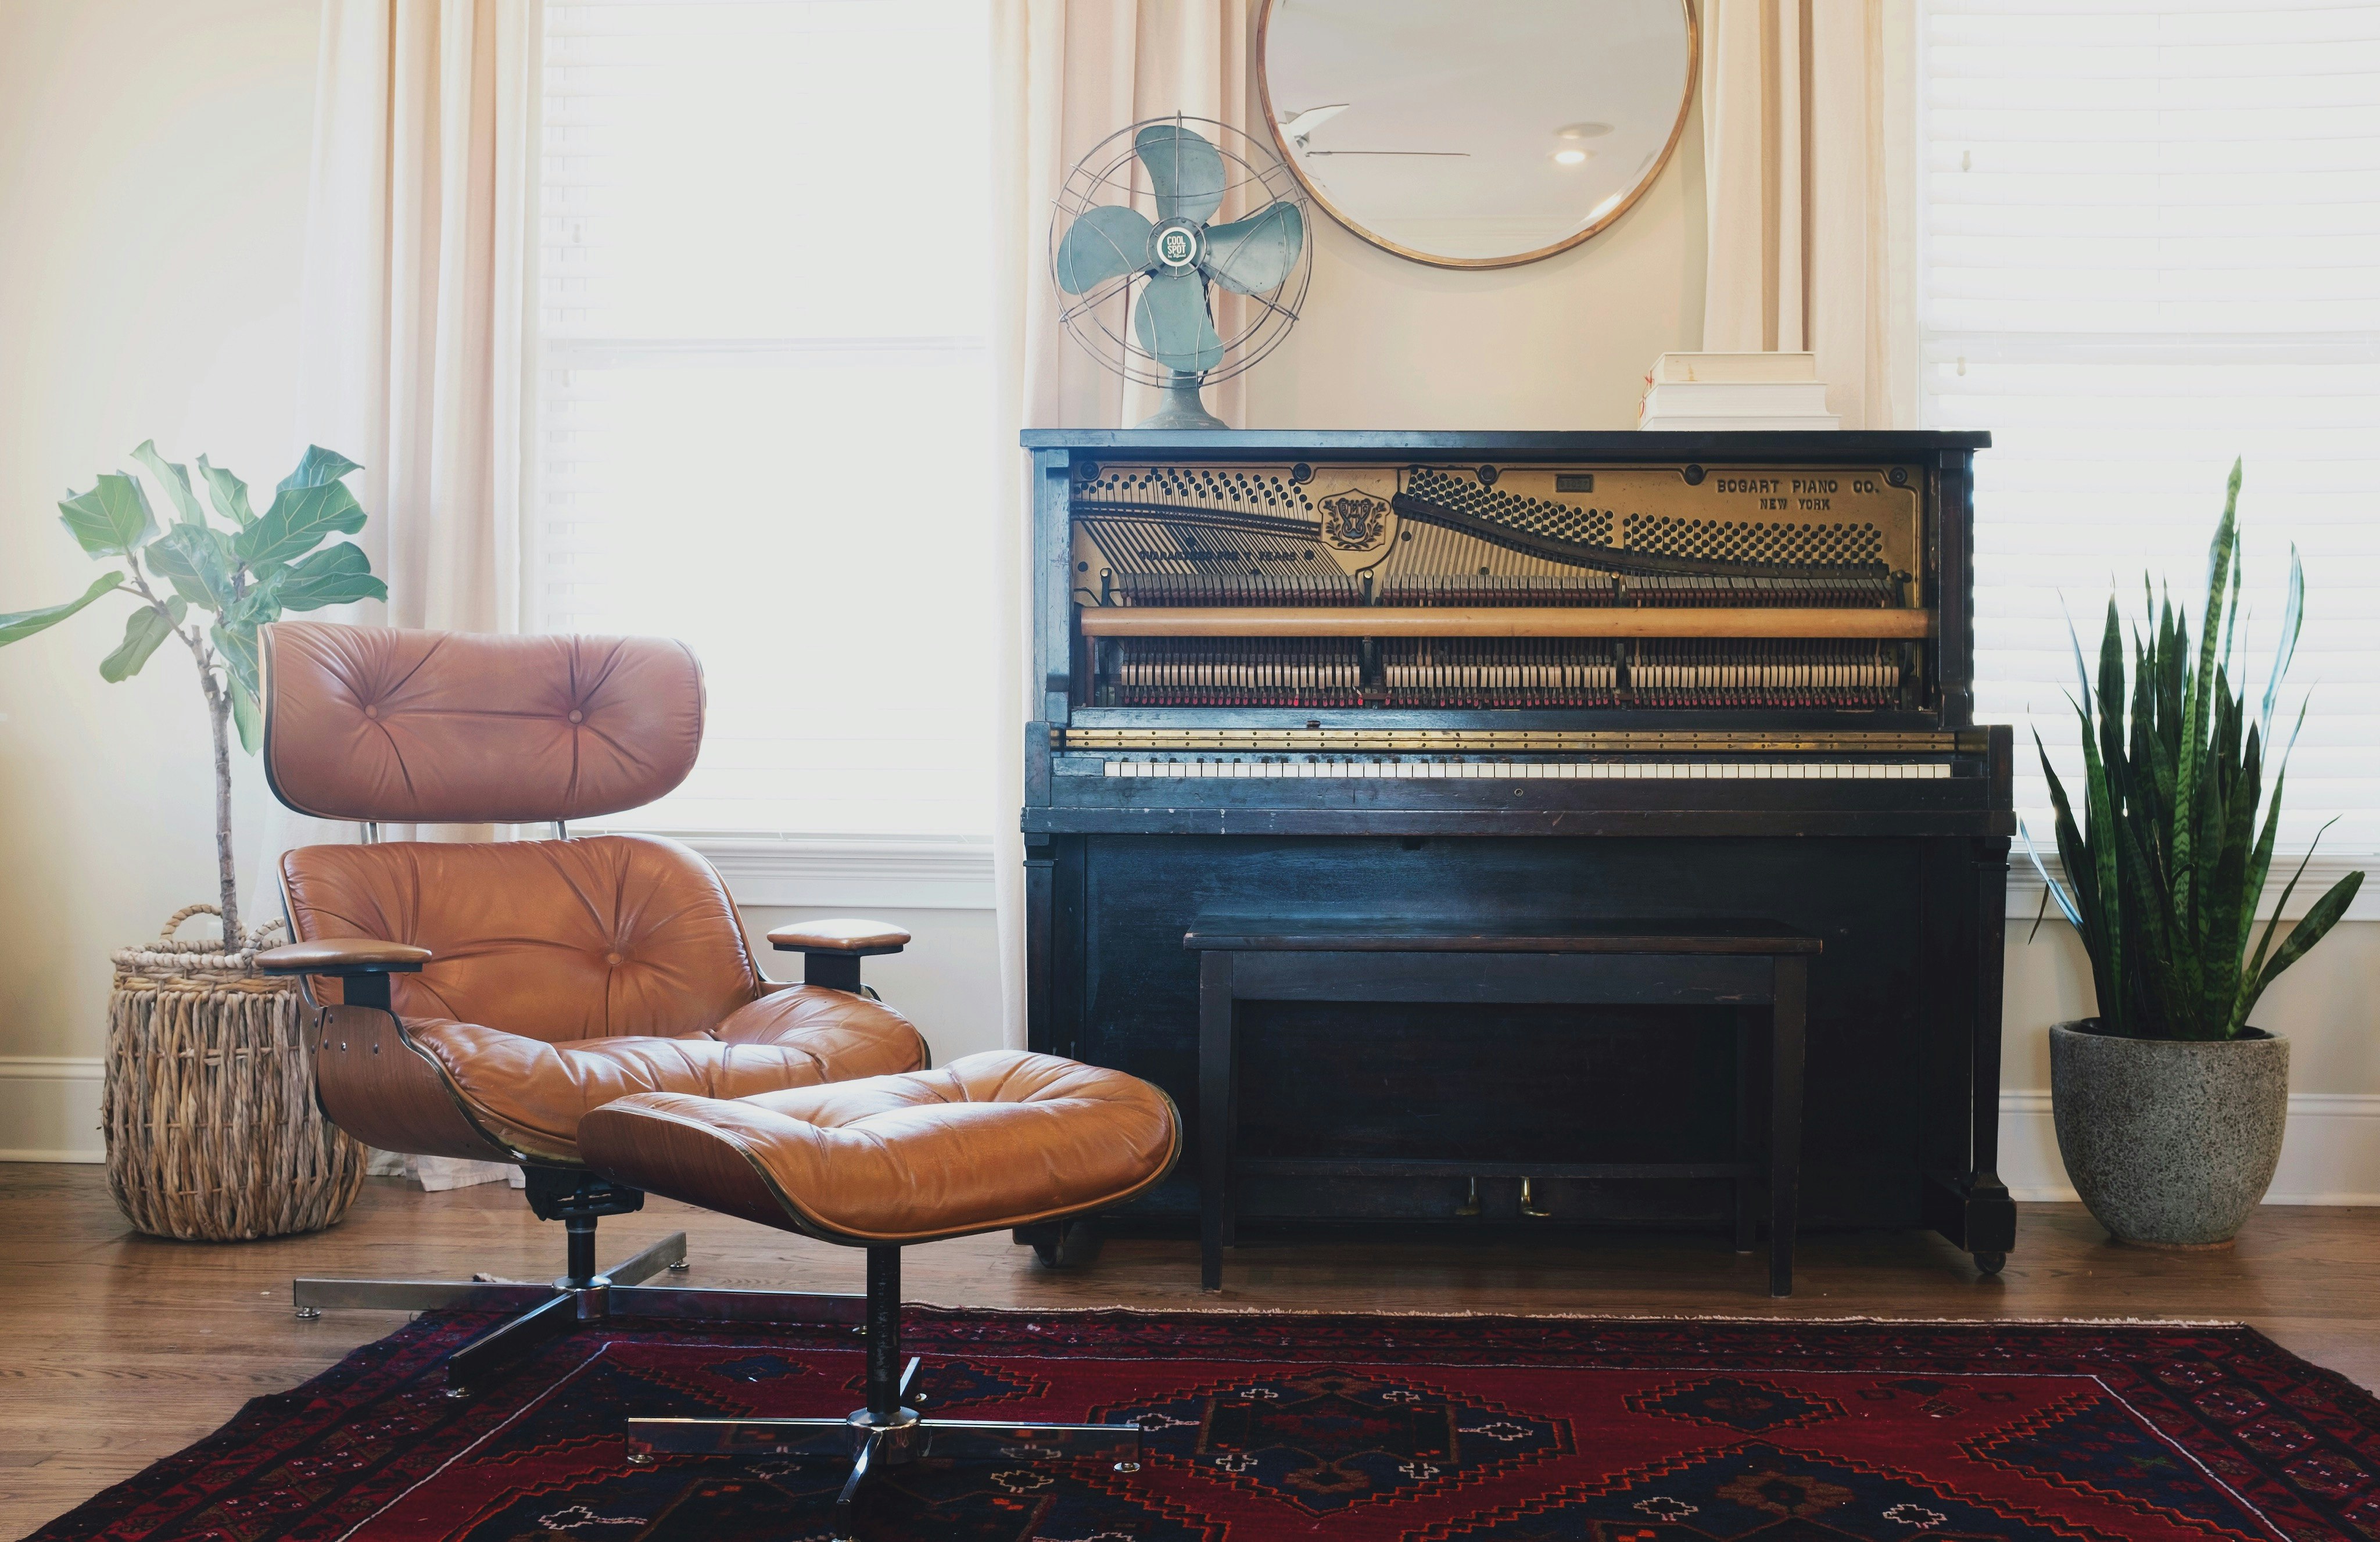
[1242,94,1705,432]
[2,2,2371,1204]
[0,0,321,1157]
[742,906,1007,1067]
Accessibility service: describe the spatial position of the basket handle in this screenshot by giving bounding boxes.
[161,904,221,942]
[159,905,289,952]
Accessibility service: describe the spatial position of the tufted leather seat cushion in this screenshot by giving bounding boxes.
[281,834,929,1164]
[407,989,929,1163]
[578,1052,1182,1244]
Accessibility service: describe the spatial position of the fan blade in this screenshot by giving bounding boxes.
[1200,200,1304,295]
[1054,205,1153,295]
[1134,123,1225,224]
[1134,268,1224,374]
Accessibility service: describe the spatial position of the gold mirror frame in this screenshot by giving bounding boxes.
[1254,0,1700,271]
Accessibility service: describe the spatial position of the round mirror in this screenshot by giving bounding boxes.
[1257,0,1697,269]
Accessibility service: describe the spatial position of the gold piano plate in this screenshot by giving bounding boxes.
[1070,461,1924,584]
[1055,727,1987,755]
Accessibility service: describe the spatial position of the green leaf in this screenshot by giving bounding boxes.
[2096,599,2125,792]
[236,480,365,569]
[276,445,361,492]
[98,597,185,683]
[2243,869,2364,1025]
[222,563,287,632]
[2040,732,2119,1030]
[2172,461,2241,931]
[0,572,126,646]
[2198,720,2259,1034]
[2019,814,2082,932]
[58,474,158,557]
[212,620,261,705]
[274,541,385,612]
[2232,765,2289,1034]
[228,675,261,754]
[2113,809,2187,1034]
[2073,690,2127,1031]
[195,456,255,527]
[147,523,240,613]
[129,441,203,525]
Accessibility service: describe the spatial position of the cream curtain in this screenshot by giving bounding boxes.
[296,0,540,629]
[1700,0,1918,429]
[988,0,1256,1047]
[269,0,542,1189]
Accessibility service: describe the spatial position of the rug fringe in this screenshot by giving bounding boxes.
[906,1303,2249,1329]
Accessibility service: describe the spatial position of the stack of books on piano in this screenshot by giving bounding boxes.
[1637,352,1840,431]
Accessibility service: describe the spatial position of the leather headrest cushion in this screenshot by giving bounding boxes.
[261,622,704,823]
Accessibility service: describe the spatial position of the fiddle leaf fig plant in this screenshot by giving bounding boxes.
[0,443,383,944]
[2028,460,2364,1041]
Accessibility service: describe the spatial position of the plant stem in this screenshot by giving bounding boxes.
[130,553,242,945]
[200,668,241,946]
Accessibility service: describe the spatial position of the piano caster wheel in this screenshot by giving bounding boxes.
[668,1259,690,1272]
[1973,1250,2007,1278]
[1033,1242,1060,1267]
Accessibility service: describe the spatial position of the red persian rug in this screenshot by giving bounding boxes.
[28,1308,2380,1540]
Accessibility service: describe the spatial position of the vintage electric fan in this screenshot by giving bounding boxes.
[1049,116,1311,429]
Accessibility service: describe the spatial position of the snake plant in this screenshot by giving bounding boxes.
[2029,461,2363,1041]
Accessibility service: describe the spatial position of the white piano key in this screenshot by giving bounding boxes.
[1095,758,1959,781]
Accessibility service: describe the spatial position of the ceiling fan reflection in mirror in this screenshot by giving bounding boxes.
[1049,115,1311,429]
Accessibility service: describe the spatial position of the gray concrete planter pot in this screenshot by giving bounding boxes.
[2049,1020,2288,1248]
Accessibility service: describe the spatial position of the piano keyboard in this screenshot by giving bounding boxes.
[1098,759,1951,780]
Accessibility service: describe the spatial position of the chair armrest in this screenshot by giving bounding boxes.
[765,919,911,956]
[766,917,909,992]
[256,938,429,1012]
[257,938,432,974]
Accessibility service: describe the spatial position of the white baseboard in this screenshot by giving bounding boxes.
[0,1056,103,1163]
[11,1056,2376,1206]
[1999,1089,2380,1205]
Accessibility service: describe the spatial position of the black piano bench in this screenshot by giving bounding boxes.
[1184,918,1819,1297]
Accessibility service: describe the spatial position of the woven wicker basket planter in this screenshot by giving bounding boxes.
[103,905,366,1241]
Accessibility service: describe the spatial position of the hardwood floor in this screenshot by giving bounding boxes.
[4,1162,2377,1536]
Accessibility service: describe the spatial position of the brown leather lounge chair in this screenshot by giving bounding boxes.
[251,620,937,1390]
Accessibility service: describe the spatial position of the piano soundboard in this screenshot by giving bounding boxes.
[1020,431,2013,1272]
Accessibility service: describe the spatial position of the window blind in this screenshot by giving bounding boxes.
[1920,1,2380,855]
[539,0,993,837]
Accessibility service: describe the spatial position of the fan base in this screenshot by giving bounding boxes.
[1135,372,1228,431]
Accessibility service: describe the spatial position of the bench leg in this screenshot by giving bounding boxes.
[1769,958,1807,1297]
[1733,1018,1757,1254]
[1198,952,1233,1292]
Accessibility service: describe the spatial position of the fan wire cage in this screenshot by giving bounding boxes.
[1047,113,1312,393]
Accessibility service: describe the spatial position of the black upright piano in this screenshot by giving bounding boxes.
[1019,429,2013,1272]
